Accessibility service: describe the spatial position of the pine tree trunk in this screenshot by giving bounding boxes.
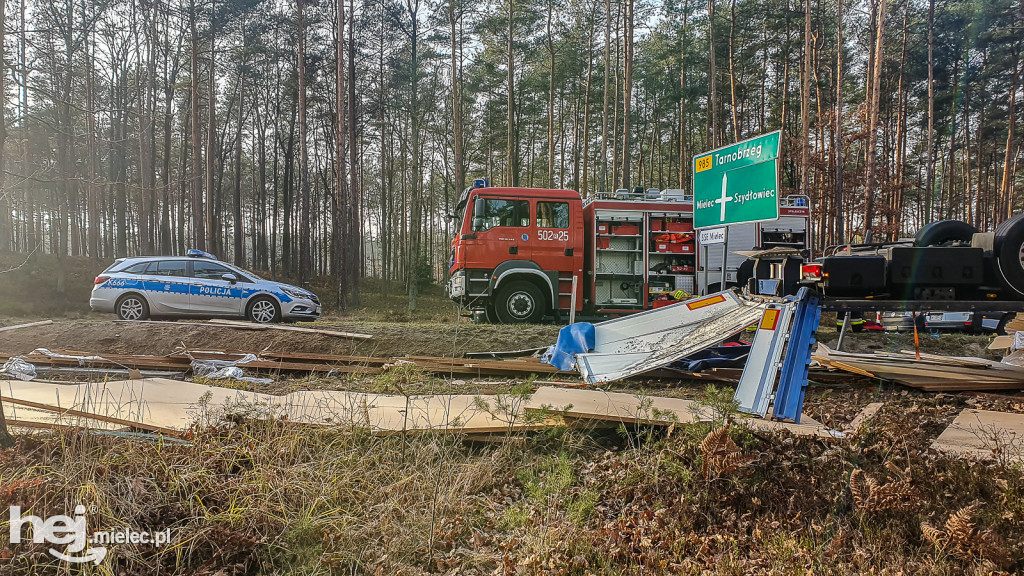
[582,18,594,196]
[334,0,347,298]
[297,0,312,283]
[835,0,844,244]
[189,0,205,250]
[547,0,555,187]
[863,0,885,237]
[729,0,739,141]
[506,0,517,187]
[621,0,633,188]
[233,49,245,266]
[708,0,717,147]
[347,0,359,303]
[1000,32,1019,221]
[600,0,611,192]
[206,4,217,254]
[679,0,689,189]
[800,0,810,196]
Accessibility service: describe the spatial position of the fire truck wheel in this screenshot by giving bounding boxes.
[495,281,546,324]
[994,214,1024,297]
[484,304,499,323]
[914,219,978,246]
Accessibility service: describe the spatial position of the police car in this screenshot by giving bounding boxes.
[89,250,322,323]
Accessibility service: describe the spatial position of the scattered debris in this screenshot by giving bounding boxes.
[931,409,1024,464]
[0,348,574,380]
[813,344,1024,391]
[0,320,53,333]
[464,347,548,359]
[562,291,768,383]
[32,366,185,380]
[206,318,373,339]
[1,357,36,381]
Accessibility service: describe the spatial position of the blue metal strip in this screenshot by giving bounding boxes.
[771,287,821,423]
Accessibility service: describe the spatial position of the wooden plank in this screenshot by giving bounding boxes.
[7,418,80,432]
[989,335,1014,350]
[931,409,1024,463]
[894,350,991,368]
[1,396,183,437]
[207,319,372,340]
[0,320,53,333]
[845,402,884,433]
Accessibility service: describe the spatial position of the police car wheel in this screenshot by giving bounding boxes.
[495,281,546,324]
[116,294,149,321]
[247,297,280,324]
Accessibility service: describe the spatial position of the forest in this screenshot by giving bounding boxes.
[0,0,1021,307]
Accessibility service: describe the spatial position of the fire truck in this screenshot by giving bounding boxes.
[445,180,811,323]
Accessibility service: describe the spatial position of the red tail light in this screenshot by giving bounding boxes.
[94,275,110,285]
[801,264,823,280]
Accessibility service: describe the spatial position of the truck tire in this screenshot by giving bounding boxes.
[484,304,499,323]
[994,214,1024,297]
[494,281,546,324]
[914,219,978,246]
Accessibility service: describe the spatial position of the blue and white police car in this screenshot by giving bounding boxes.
[90,250,321,323]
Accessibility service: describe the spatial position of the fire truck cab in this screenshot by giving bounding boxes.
[447,182,584,323]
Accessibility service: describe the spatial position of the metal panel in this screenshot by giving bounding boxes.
[593,209,644,221]
[590,291,743,351]
[772,289,821,423]
[760,216,807,233]
[699,223,757,294]
[575,292,768,384]
[734,303,795,417]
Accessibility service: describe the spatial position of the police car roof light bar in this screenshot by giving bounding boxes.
[186,249,218,260]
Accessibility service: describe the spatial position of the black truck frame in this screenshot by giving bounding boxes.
[741,215,1024,320]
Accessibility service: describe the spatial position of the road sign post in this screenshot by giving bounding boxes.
[692,131,782,230]
[720,227,729,292]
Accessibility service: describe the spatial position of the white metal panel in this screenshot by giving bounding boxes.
[575,291,769,384]
[734,303,795,416]
[590,291,743,351]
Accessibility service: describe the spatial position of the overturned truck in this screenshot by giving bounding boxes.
[748,216,1024,319]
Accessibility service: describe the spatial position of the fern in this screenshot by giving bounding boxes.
[700,426,753,479]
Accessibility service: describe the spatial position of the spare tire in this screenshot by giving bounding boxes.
[914,219,979,246]
[994,214,1024,297]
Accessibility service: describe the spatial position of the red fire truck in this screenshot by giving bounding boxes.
[446,180,810,323]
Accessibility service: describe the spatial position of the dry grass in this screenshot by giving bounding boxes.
[0,388,1022,575]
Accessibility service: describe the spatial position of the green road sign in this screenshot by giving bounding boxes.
[692,130,781,229]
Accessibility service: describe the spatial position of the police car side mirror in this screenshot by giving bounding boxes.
[222,273,238,285]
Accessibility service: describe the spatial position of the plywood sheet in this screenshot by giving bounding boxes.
[931,409,1024,463]
[523,387,842,438]
[1,380,844,439]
